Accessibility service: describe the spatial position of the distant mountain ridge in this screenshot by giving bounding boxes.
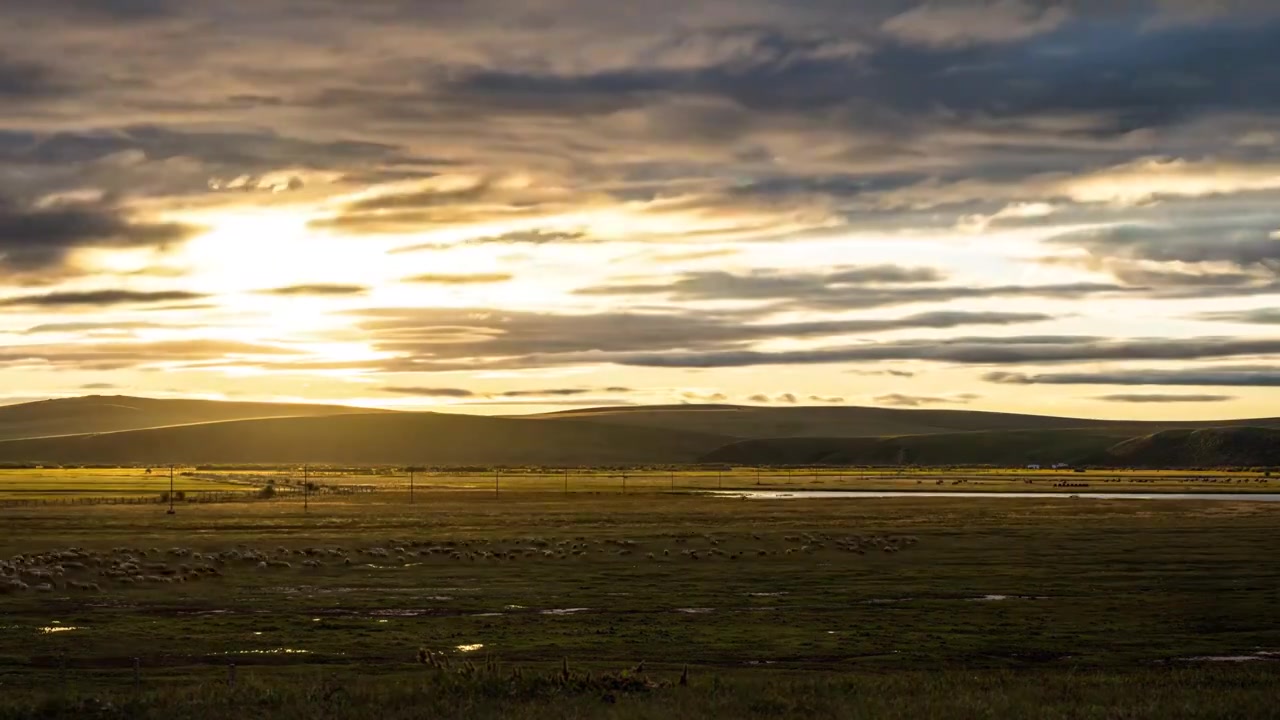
[0,395,393,442]
[0,396,1278,467]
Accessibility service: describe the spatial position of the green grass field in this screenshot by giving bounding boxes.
[1,490,1278,717]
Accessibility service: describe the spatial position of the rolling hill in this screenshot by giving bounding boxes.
[1095,427,1280,468]
[0,395,393,442]
[2,396,1278,467]
[701,426,1280,468]
[0,412,730,466]
[521,404,1280,440]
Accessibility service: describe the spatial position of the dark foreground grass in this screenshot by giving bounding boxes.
[1,493,1278,718]
[3,666,1278,720]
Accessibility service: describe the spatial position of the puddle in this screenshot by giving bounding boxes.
[863,598,914,604]
[676,608,713,614]
[715,491,1280,502]
[370,609,441,617]
[1177,651,1280,663]
[39,626,83,634]
[456,644,485,653]
[967,595,1050,602]
[540,608,590,615]
[219,648,311,655]
[471,612,505,617]
[747,592,787,597]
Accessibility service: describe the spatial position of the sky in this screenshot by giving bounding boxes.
[1,0,1280,419]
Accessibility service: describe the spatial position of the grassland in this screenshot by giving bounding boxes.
[0,468,257,502]
[1,490,1278,718]
[2,466,1274,504]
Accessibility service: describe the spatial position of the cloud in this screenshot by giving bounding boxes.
[606,336,1280,370]
[79,382,118,390]
[1058,158,1280,205]
[576,266,1129,309]
[883,1,1070,48]
[0,339,300,370]
[0,197,202,274]
[378,386,477,398]
[349,307,1054,370]
[23,321,189,334]
[875,393,978,407]
[1194,309,1280,324]
[0,290,207,308]
[0,53,72,100]
[391,230,590,254]
[404,273,513,284]
[1096,393,1235,403]
[681,391,729,402]
[260,284,369,296]
[984,368,1280,387]
[849,369,916,377]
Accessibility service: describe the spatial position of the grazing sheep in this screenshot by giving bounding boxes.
[34,583,53,593]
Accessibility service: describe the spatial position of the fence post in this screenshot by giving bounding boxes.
[228,660,236,688]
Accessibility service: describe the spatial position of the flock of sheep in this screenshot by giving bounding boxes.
[0,533,921,597]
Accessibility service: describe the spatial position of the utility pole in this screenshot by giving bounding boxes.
[718,469,723,489]
[303,464,309,513]
[167,465,176,515]
[756,466,761,485]
[495,468,500,498]
[622,473,627,494]
[563,468,568,495]
[670,469,675,491]
[409,467,415,505]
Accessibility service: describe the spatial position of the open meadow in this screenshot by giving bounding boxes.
[1,466,1274,506]
[1,488,1278,718]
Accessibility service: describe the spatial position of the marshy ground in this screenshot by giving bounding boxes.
[1,491,1277,718]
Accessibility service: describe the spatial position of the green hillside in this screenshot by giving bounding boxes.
[0,412,730,466]
[0,395,391,442]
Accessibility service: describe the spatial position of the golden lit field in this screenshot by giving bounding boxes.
[0,466,1274,504]
[0,469,257,502]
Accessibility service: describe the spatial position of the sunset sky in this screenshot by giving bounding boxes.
[2,0,1279,418]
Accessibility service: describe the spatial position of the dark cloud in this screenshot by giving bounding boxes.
[350,307,1053,367]
[79,382,119,390]
[500,388,592,398]
[0,289,207,308]
[0,54,68,98]
[260,284,369,296]
[849,368,916,377]
[378,387,477,398]
[0,197,201,274]
[607,336,1280,369]
[391,230,591,254]
[984,367,1280,387]
[1195,308,1280,324]
[0,339,299,370]
[875,393,978,407]
[1047,221,1280,276]
[404,273,513,284]
[577,267,1129,309]
[24,320,190,334]
[1096,393,1235,403]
